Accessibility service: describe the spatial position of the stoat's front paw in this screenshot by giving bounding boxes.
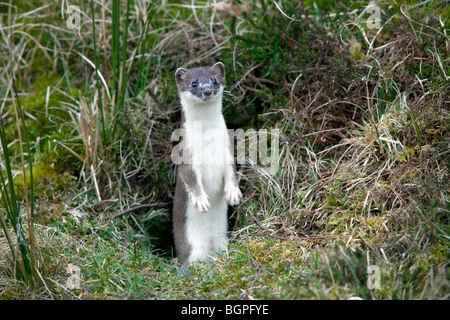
[190,192,210,213]
[224,185,242,205]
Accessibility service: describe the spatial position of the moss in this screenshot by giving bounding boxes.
[349,39,366,61]
[3,71,83,174]
[6,162,77,200]
[325,210,355,233]
[325,196,339,208]
[396,147,417,162]
[362,216,386,231]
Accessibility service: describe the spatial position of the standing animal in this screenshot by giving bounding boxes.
[172,62,242,266]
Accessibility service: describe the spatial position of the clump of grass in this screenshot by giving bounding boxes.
[0,79,42,287]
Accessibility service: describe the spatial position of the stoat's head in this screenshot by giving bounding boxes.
[175,62,225,105]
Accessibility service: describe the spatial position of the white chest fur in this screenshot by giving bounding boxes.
[178,91,240,264]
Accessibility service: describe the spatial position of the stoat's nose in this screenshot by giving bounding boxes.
[203,89,212,96]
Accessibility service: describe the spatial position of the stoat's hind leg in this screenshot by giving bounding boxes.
[210,199,228,254]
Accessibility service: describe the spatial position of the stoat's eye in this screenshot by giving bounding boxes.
[191,81,198,88]
[212,78,218,85]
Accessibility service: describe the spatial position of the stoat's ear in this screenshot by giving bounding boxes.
[212,62,225,81]
[175,68,188,85]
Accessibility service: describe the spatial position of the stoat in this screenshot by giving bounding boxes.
[172,62,242,266]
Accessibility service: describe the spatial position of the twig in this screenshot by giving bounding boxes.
[248,265,264,294]
[252,218,289,240]
[103,203,168,221]
[90,165,102,203]
[253,217,340,242]
[53,139,85,162]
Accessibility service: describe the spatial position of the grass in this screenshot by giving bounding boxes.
[0,0,449,299]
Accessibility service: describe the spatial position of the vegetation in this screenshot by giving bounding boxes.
[0,0,448,299]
